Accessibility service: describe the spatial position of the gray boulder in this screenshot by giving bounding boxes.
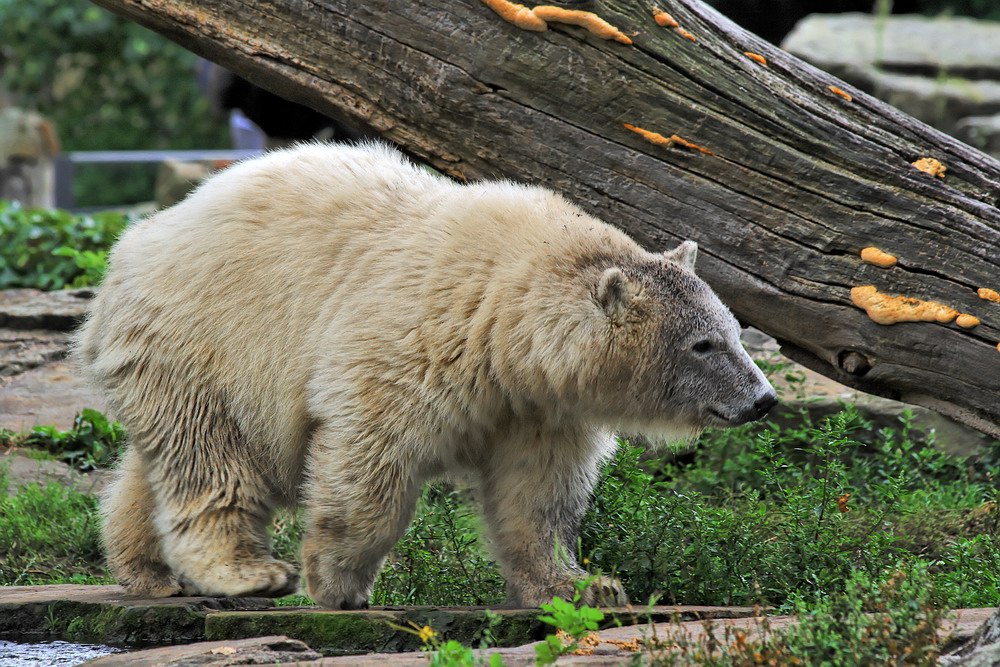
[782,14,1000,142]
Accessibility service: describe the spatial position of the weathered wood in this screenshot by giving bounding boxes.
[88,0,1000,437]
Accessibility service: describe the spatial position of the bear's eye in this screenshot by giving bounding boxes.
[691,340,714,354]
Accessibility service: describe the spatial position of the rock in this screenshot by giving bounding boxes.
[781,14,1000,136]
[0,328,67,384]
[0,288,92,332]
[155,161,218,209]
[0,585,275,646]
[80,635,321,666]
[942,608,1000,666]
[782,13,1000,80]
[852,70,1000,136]
[955,115,1000,160]
[0,290,104,431]
[0,448,112,495]
[0,585,757,656]
[0,359,105,432]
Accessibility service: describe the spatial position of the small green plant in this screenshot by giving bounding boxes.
[372,484,505,606]
[3,408,125,471]
[392,616,506,667]
[0,200,128,290]
[535,582,606,665]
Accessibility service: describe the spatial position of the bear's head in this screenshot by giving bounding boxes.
[578,240,777,438]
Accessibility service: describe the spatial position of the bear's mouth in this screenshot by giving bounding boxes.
[706,408,732,424]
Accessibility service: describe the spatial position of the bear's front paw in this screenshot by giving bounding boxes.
[577,574,629,608]
[514,574,629,608]
[305,568,372,610]
[178,558,299,598]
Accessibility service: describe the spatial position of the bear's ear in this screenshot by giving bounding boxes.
[597,267,633,318]
[663,240,698,272]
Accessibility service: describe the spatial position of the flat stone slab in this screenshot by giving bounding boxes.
[299,607,998,666]
[0,448,112,494]
[3,586,993,664]
[0,328,67,385]
[782,13,1000,79]
[0,585,275,646]
[203,604,753,656]
[0,289,92,332]
[0,585,754,655]
[0,360,105,432]
[81,635,321,666]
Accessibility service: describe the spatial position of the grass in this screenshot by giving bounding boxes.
[0,465,112,586]
[1,404,997,616]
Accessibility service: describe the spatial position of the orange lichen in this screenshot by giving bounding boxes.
[651,6,679,28]
[481,0,547,31]
[828,85,853,102]
[624,123,673,146]
[605,638,642,652]
[744,52,767,66]
[532,5,632,43]
[851,285,959,326]
[860,246,897,268]
[956,314,980,328]
[675,26,697,41]
[912,157,947,178]
[623,123,715,155]
[996,342,1000,353]
[669,134,715,155]
[979,287,1000,303]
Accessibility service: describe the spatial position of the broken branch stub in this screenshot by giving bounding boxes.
[87,0,1000,437]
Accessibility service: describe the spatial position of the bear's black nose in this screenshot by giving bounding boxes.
[753,392,778,419]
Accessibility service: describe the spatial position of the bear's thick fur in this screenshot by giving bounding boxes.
[76,143,775,608]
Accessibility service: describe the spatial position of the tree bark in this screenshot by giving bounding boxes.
[89,0,1000,437]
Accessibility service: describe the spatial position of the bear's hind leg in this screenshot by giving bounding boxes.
[479,426,627,608]
[301,425,423,609]
[144,401,299,598]
[102,447,181,597]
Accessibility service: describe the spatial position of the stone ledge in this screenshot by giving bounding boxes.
[0,585,755,654]
[0,289,93,332]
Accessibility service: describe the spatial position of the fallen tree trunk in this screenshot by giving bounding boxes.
[89,0,1000,437]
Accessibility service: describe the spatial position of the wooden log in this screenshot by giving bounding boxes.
[87,0,1000,437]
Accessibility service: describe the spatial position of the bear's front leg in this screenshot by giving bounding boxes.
[301,424,423,609]
[479,425,628,608]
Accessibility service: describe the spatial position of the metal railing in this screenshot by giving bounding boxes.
[53,150,263,209]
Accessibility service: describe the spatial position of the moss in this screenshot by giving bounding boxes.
[206,610,399,656]
[3,600,207,644]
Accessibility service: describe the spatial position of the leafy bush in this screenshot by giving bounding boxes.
[0,200,127,289]
[1,409,125,471]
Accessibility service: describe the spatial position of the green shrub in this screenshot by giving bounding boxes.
[0,200,127,289]
[1,408,125,471]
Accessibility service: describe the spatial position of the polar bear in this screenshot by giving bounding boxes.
[76,142,776,608]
